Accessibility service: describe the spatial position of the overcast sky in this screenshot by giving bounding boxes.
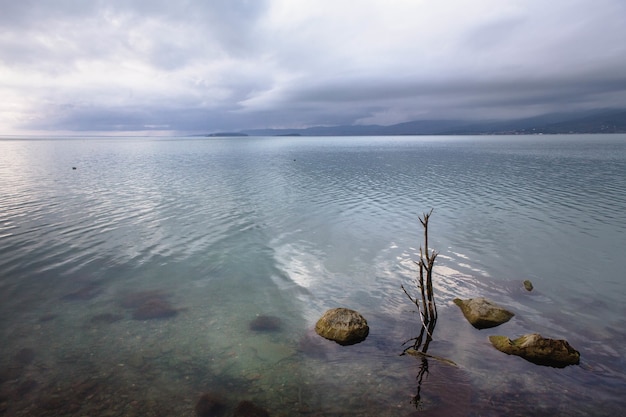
[1,0,626,135]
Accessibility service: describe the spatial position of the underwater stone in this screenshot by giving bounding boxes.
[249,315,282,332]
[195,393,225,417]
[233,400,270,417]
[38,313,57,322]
[489,333,580,368]
[315,307,369,345]
[132,298,178,320]
[453,297,514,329]
[120,289,179,320]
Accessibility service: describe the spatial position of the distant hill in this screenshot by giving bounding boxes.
[235,109,626,136]
[201,132,248,137]
[530,110,626,134]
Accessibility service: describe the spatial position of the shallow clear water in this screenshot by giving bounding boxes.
[1,134,625,416]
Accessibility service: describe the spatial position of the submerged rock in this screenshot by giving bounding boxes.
[120,290,180,320]
[453,297,514,329]
[523,280,534,291]
[132,298,178,320]
[249,315,282,332]
[38,313,58,322]
[315,308,369,345]
[195,392,225,417]
[489,333,580,368]
[233,400,270,417]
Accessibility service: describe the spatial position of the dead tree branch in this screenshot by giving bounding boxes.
[402,209,438,353]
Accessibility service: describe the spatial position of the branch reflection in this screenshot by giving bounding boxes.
[402,314,438,410]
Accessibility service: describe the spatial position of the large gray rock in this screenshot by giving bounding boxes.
[315,308,369,345]
[489,333,580,368]
[453,297,514,329]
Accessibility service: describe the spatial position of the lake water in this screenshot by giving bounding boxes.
[1,134,625,416]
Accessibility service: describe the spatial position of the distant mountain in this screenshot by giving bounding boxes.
[201,132,248,137]
[236,109,626,136]
[241,120,468,136]
[530,109,626,134]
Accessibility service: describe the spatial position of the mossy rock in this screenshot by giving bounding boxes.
[315,308,369,345]
[453,297,514,329]
[489,333,580,368]
[523,280,534,291]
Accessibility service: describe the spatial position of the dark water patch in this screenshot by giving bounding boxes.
[119,289,171,309]
[14,348,35,365]
[401,358,473,417]
[89,313,124,324]
[132,298,179,320]
[233,400,270,417]
[195,392,226,417]
[469,387,625,417]
[38,313,57,322]
[249,315,282,332]
[117,289,181,320]
[473,390,567,417]
[61,283,102,301]
[0,367,22,385]
[16,379,39,396]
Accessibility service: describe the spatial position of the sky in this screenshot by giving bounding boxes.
[1,0,626,136]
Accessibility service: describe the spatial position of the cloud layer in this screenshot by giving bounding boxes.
[1,0,626,135]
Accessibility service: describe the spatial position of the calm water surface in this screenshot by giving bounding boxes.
[1,134,625,416]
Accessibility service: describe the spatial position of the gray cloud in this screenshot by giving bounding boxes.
[1,0,625,134]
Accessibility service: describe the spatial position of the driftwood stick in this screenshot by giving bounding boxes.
[404,349,458,367]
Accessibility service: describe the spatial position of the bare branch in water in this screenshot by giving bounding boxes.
[402,209,438,353]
